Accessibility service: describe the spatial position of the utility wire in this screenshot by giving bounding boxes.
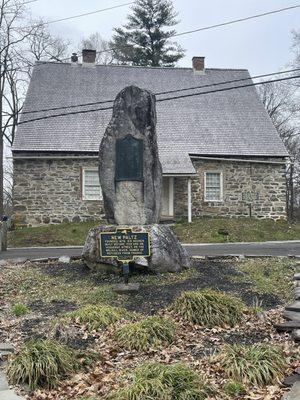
[25,3,300,63]
[96,4,300,56]
[172,4,300,38]
[21,68,300,115]
[23,0,38,5]
[28,2,134,28]
[11,74,300,128]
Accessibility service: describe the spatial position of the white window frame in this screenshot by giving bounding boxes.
[204,171,223,202]
[82,168,103,201]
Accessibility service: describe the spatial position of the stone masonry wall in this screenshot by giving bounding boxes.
[174,159,287,220]
[13,155,104,226]
[13,154,287,226]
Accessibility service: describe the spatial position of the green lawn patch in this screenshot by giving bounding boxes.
[173,217,300,243]
[8,217,300,247]
[8,221,101,248]
[234,258,295,302]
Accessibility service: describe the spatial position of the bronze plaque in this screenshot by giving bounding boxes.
[115,135,143,181]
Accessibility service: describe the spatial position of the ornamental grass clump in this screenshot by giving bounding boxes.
[217,344,287,386]
[67,304,129,331]
[108,362,212,400]
[170,289,244,327]
[115,316,175,351]
[7,340,76,390]
[11,303,28,317]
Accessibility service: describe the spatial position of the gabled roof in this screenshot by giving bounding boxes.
[13,62,288,174]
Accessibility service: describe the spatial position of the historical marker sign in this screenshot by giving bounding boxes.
[100,228,150,262]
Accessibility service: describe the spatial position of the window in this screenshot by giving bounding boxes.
[82,169,102,201]
[204,172,222,202]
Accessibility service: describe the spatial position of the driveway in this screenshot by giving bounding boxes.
[1,241,300,261]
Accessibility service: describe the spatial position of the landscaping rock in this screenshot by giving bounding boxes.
[274,321,300,332]
[282,382,300,400]
[292,329,300,342]
[0,390,23,399]
[0,343,14,356]
[283,374,300,387]
[283,310,300,322]
[0,371,9,391]
[293,273,300,281]
[99,86,162,225]
[58,255,71,264]
[294,291,300,300]
[0,258,27,267]
[82,224,191,273]
[285,302,300,312]
[113,283,140,294]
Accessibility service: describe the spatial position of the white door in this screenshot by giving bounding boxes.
[162,177,174,217]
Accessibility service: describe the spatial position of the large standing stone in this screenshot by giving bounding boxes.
[99,86,162,225]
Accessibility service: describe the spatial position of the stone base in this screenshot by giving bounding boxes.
[113,283,140,294]
[82,224,191,273]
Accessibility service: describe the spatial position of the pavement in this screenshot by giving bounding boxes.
[1,240,300,261]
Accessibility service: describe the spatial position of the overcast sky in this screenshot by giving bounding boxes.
[27,0,300,75]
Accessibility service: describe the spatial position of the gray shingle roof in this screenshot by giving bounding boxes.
[13,62,288,174]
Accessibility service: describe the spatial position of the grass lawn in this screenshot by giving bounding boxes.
[8,217,300,248]
[0,257,298,399]
[8,220,101,248]
[173,217,300,243]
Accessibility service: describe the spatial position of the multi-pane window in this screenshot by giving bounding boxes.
[205,172,222,201]
[83,169,102,201]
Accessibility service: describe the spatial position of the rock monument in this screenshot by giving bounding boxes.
[82,85,190,273]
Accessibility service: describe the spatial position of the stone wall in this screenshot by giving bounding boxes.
[13,154,104,226]
[174,158,287,220]
[13,154,287,226]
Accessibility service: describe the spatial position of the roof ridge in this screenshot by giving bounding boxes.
[35,61,248,72]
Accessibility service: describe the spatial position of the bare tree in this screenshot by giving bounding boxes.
[81,32,114,64]
[258,80,300,221]
[0,0,34,218]
[1,1,71,218]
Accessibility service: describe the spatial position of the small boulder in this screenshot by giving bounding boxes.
[82,224,191,273]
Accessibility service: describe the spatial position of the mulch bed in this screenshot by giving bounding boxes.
[0,258,298,400]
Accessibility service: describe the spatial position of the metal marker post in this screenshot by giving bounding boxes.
[122,263,130,284]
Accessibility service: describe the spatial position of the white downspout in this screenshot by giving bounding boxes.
[188,178,192,223]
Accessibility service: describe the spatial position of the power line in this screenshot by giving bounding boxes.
[21,68,300,115]
[24,3,300,65]
[29,2,134,28]
[172,4,300,38]
[157,74,300,103]
[12,74,300,128]
[96,4,300,56]
[23,0,38,5]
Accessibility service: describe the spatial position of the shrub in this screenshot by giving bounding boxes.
[223,381,246,396]
[11,303,28,317]
[67,304,128,331]
[170,289,244,327]
[108,362,212,400]
[115,316,175,351]
[217,344,287,386]
[7,340,77,389]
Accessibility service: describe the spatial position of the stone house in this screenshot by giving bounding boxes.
[12,50,288,226]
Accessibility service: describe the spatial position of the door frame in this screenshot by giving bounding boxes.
[162,177,174,218]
